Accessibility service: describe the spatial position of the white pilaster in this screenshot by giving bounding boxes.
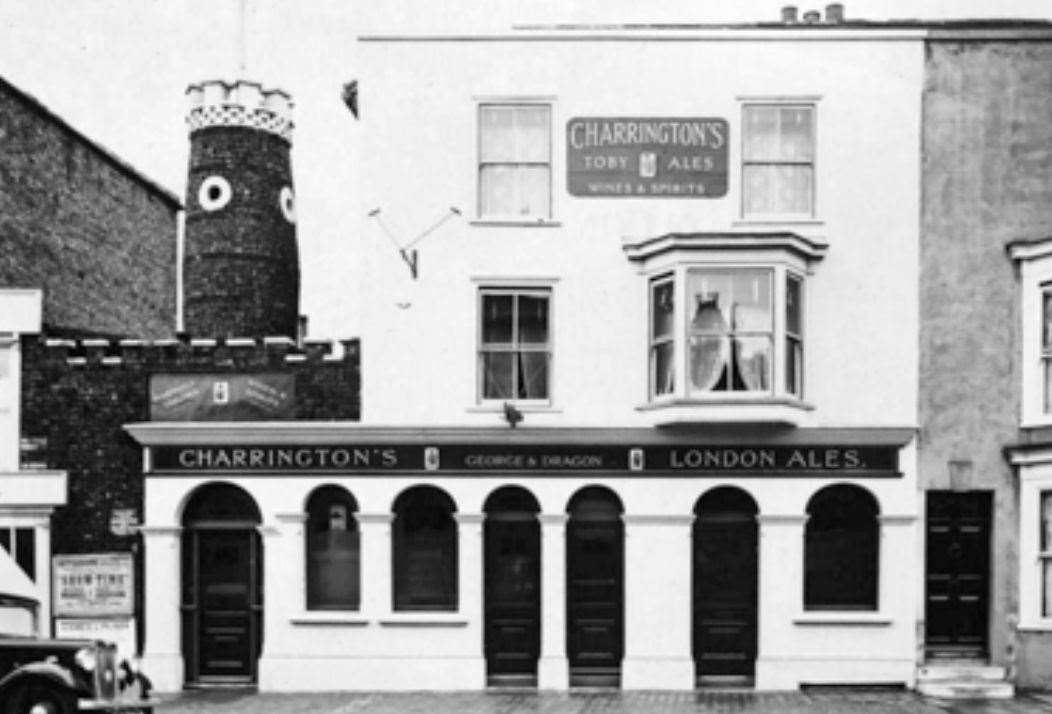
[754,514,806,691]
[34,515,51,637]
[454,513,486,688]
[538,513,568,689]
[258,514,303,690]
[139,525,184,692]
[621,514,694,690]
[358,512,392,615]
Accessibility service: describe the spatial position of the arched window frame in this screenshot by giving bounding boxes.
[392,486,458,612]
[305,485,360,611]
[804,484,880,611]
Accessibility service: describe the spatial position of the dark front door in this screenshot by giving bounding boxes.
[484,518,540,685]
[566,520,623,687]
[926,492,991,658]
[693,499,758,682]
[187,528,261,682]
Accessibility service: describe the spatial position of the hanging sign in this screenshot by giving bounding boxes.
[567,117,729,198]
[150,373,294,421]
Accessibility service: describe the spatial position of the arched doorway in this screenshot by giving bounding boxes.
[483,486,541,687]
[566,486,624,688]
[181,483,262,685]
[693,487,758,686]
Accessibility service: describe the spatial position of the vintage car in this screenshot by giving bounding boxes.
[0,636,154,714]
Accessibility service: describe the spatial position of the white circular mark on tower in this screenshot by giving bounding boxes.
[279,186,296,223]
[198,176,232,211]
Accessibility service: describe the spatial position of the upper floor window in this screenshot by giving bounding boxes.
[478,104,551,220]
[648,266,804,402]
[742,104,814,218]
[478,287,551,403]
[1008,239,1052,426]
[1043,492,1052,617]
[1043,289,1052,414]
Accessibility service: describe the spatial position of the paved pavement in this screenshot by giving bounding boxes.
[154,690,1052,714]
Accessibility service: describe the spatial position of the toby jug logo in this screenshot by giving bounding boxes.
[639,152,657,178]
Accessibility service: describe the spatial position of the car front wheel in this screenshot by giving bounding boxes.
[4,681,76,714]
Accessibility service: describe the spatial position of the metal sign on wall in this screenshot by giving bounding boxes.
[150,373,294,421]
[567,117,729,198]
[52,553,134,617]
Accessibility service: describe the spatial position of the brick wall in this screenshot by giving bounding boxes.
[921,41,1052,674]
[0,76,179,338]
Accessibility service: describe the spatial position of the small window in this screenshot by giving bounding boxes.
[478,104,551,220]
[742,104,814,218]
[1042,492,1052,616]
[393,486,458,611]
[786,273,803,397]
[1043,291,1052,413]
[688,268,773,394]
[650,277,675,398]
[306,486,360,610]
[805,485,879,611]
[478,288,551,402]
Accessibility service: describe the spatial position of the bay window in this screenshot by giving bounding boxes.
[1044,290,1052,413]
[1043,492,1052,617]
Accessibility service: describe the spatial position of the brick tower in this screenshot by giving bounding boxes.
[182,80,300,338]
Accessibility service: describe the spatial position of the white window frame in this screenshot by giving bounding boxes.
[645,261,805,404]
[476,284,554,406]
[1014,457,1052,630]
[740,101,817,221]
[475,100,554,223]
[1010,240,1052,427]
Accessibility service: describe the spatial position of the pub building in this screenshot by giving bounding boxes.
[126,6,925,693]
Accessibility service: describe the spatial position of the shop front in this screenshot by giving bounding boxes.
[127,423,917,692]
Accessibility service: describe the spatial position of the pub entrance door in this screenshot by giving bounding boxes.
[925,491,991,659]
[483,487,541,687]
[181,483,263,685]
[566,487,624,688]
[693,487,758,686]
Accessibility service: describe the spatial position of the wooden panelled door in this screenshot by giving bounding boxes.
[693,487,758,685]
[566,495,624,688]
[925,491,991,658]
[484,516,541,685]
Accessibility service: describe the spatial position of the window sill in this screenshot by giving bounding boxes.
[732,218,824,227]
[793,612,891,626]
[1016,620,1052,633]
[467,403,562,414]
[470,219,562,228]
[636,396,814,427]
[378,613,469,627]
[290,612,368,626]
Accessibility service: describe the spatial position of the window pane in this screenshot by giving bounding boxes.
[689,335,728,393]
[1042,493,1052,552]
[1046,360,1052,414]
[308,529,360,609]
[689,273,733,332]
[394,495,457,611]
[743,106,779,161]
[15,528,34,581]
[518,295,549,344]
[480,105,517,162]
[481,294,514,344]
[734,336,771,391]
[805,486,879,611]
[779,106,813,161]
[774,165,813,214]
[480,165,517,217]
[519,352,549,399]
[786,337,803,397]
[517,165,550,218]
[742,165,774,215]
[1045,559,1052,617]
[515,105,550,162]
[482,352,514,399]
[731,269,772,332]
[480,165,549,218]
[1044,292,1052,350]
[787,275,802,336]
[651,280,674,339]
[651,342,675,397]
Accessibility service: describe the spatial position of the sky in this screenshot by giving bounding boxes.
[2,0,1051,338]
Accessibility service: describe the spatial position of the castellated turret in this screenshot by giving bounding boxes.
[182,80,300,339]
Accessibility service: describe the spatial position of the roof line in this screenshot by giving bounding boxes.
[0,73,182,210]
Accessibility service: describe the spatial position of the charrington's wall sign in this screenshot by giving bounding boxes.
[566,117,729,198]
[150,444,899,477]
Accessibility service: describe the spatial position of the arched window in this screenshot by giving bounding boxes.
[392,486,458,611]
[805,484,879,611]
[305,486,359,610]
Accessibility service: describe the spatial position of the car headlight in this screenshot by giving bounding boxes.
[74,646,97,672]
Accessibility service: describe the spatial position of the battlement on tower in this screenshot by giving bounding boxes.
[186,80,294,142]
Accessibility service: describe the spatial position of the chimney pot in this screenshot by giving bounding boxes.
[825,3,844,23]
[781,5,798,23]
[802,10,821,24]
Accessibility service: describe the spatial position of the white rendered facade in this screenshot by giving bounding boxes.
[135,25,924,692]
